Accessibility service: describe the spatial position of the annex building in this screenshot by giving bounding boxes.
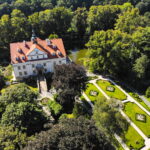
[10,31,67,80]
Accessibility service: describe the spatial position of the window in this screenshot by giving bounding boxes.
[43,63,46,66]
[54,61,56,66]
[32,64,35,68]
[59,61,61,64]
[44,69,47,72]
[18,66,21,70]
[37,55,39,59]
[31,56,33,60]
[23,65,26,69]
[24,71,27,75]
[19,72,22,76]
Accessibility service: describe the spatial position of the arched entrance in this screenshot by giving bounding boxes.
[36,64,44,76]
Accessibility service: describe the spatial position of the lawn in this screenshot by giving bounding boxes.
[96,80,127,100]
[84,83,104,102]
[129,92,150,112]
[124,102,150,137]
[145,96,150,102]
[124,126,145,150]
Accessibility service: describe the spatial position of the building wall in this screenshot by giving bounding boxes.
[12,57,67,79]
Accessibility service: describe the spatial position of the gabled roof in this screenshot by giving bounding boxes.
[10,38,67,64]
[26,44,48,56]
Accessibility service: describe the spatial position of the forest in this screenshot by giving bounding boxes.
[0,0,149,89]
[0,0,150,149]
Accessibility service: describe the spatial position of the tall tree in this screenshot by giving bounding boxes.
[133,55,150,79]
[1,102,47,135]
[0,125,29,150]
[85,30,132,77]
[93,98,129,137]
[115,8,148,33]
[87,5,121,34]
[52,64,87,113]
[0,83,38,108]
[11,9,29,41]
[71,7,87,38]
[24,117,115,150]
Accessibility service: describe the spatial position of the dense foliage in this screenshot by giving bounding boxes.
[24,117,115,150]
[85,8,150,88]
[146,87,150,98]
[93,98,129,137]
[1,102,47,135]
[0,83,48,149]
[52,64,87,113]
[0,0,149,149]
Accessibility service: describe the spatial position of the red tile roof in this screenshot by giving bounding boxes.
[10,38,67,64]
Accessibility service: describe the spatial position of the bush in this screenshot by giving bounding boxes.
[146,87,150,98]
[47,100,62,116]
[135,113,146,123]
[73,102,91,118]
[49,33,58,39]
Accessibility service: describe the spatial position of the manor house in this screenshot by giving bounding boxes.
[10,31,67,80]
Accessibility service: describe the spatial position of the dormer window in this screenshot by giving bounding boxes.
[16,57,20,61]
[22,56,25,60]
[17,48,22,53]
[52,52,56,56]
[58,51,62,56]
[53,45,57,49]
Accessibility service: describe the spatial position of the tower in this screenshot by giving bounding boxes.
[31,29,37,43]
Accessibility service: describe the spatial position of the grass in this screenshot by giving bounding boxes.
[96,80,127,100]
[124,102,150,137]
[145,96,150,102]
[87,76,98,81]
[69,49,87,65]
[128,92,150,111]
[84,83,104,102]
[124,126,145,150]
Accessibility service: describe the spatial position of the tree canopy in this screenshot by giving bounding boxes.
[1,102,47,135]
[24,117,115,150]
[93,98,129,137]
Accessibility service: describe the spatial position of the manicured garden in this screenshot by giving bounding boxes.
[84,83,104,102]
[124,125,145,149]
[124,102,150,137]
[96,80,127,100]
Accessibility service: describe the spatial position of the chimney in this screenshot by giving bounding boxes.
[23,40,27,47]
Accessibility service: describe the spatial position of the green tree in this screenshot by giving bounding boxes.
[38,7,72,37]
[24,117,115,150]
[0,125,29,150]
[93,98,129,137]
[0,83,38,109]
[1,102,47,135]
[49,33,58,39]
[11,9,29,41]
[52,64,87,113]
[85,30,131,77]
[71,7,87,38]
[133,55,150,79]
[87,5,121,34]
[146,87,150,98]
[115,8,148,33]
[0,68,5,90]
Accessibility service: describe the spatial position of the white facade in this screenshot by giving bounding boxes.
[12,48,67,79]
